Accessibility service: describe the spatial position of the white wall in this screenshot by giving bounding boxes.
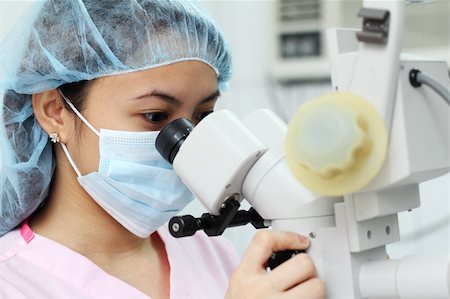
[0,1,36,40]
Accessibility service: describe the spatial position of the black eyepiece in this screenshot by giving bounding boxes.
[156,118,194,164]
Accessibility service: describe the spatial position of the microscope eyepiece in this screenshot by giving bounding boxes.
[156,118,194,164]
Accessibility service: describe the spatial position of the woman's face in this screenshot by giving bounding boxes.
[67,60,219,175]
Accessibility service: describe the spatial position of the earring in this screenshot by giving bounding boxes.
[49,132,60,144]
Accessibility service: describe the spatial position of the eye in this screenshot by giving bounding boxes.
[196,110,214,122]
[143,112,168,124]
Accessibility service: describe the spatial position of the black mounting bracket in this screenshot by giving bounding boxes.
[168,197,269,238]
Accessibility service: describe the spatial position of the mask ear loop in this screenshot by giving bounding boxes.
[57,89,100,137]
[57,89,100,177]
[60,143,82,177]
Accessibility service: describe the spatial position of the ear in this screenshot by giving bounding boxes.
[32,89,74,144]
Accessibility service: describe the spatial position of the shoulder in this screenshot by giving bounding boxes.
[0,229,24,262]
[0,278,28,299]
[0,230,29,298]
[158,224,240,276]
[158,225,240,298]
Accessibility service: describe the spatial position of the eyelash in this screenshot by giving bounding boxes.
[196,110,214,122]
[142,110,214,125]
[143,111,168,124]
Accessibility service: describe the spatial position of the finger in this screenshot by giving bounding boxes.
[240,230,310,272]
[281,277,326,299]
[268,253,317,291]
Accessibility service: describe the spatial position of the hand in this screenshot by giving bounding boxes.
[225,230,325,299]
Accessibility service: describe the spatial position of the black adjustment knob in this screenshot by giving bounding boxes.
[169,215,201,238]
[266,250,306,271]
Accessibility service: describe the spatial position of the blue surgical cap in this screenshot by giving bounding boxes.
[0,0,232,236]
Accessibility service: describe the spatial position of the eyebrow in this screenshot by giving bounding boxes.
[135,89,221,106]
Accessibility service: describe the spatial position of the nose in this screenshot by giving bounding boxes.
[168,111,197,126]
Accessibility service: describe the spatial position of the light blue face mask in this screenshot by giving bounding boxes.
[59,91,194,238]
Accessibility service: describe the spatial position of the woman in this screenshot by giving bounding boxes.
[0,1,325,298]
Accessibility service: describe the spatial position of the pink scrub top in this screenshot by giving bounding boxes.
[0,223,240,298]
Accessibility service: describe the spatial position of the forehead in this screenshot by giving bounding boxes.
[86,61,219,107]
[98,61,217,87]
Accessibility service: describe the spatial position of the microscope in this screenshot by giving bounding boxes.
[156,0,450,298]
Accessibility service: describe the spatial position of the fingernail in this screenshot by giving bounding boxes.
[299,235,310,244]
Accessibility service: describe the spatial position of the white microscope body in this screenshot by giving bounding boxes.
[157,1,450,298]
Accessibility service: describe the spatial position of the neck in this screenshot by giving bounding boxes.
[29,146,150,259]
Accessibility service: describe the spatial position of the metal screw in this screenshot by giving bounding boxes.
[172,223,180,232]
[385,226,391,235]
[309,232,316,239]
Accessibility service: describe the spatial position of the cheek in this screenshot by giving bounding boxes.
[70,122,101,175]
[93,107,143,131]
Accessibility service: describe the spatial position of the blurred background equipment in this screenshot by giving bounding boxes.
[272,0,449,82]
